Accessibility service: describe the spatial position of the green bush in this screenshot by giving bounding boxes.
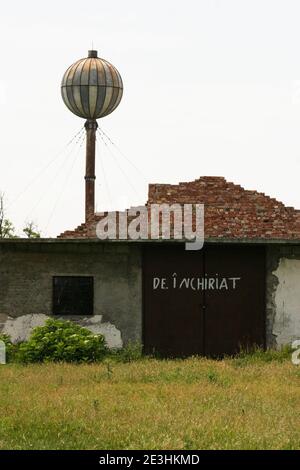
[231,345,293,367]
[16,319,107,363]
[109,341,143,363]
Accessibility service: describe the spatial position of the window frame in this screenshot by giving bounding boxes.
[52,275,94,316]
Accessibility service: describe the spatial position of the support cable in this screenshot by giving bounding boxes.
[24,131,85,222]
[95,132,114,211]
[99,126,148,181]
[43,132,86,234]
[97,129,143,199]
[8,127,84,209]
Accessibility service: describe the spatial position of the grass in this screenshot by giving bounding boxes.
[0,352,300,450]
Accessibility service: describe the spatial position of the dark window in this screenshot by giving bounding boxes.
[53,276,93,315]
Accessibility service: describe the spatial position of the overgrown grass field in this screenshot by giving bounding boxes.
[0,353,300,450]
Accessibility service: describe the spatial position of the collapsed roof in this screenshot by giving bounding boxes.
[58,176,300,240]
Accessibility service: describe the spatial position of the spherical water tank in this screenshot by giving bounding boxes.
[61,50,123,120]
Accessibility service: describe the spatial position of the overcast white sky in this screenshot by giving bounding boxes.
[1,0,300,237]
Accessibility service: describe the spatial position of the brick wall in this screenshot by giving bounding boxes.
[59,177,300,240]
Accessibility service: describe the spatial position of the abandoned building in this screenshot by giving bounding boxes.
[1,175,300,357]
[1,50,300,357]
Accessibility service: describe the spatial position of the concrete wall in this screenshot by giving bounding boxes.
[266,245,300,348]
[0,241,142,347]
[2,240,300,351]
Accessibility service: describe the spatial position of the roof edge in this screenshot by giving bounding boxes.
[2,237,300,245]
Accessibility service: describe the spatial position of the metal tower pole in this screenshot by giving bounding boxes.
[84,119,98,222]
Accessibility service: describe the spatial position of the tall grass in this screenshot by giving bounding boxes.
[0,351,299,450]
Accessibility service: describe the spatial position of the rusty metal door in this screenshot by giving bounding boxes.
[143,245,204,357]
[204,245,265,356]
[143,244,265,357]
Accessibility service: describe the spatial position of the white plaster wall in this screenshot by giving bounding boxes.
[273,258,300,346]
[3,314,49,343]
[80,315,123,349]
[1,314,123,349]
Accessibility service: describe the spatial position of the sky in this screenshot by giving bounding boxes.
[1,0,300,237]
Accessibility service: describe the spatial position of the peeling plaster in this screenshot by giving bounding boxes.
[1,314,123,349]
[80,315,123,349]
[2,314,49,343]
[272,258,300,346]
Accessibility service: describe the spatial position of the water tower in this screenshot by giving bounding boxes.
[61,50,123,221]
